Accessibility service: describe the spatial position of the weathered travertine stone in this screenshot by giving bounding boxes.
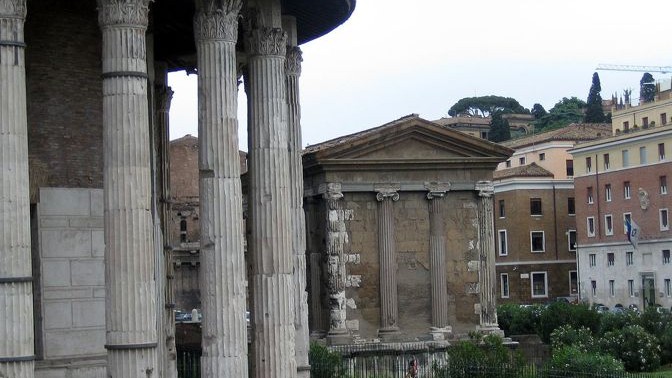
[194,1,248,377]
[247,25,297,378]
[324,184,351,345]
[306,197,327,338]
[376,185,401,340]
[285,31,310,376]
[98,0,158,375]
[475,181,502,335]
[426,182,451,330]
[0,1,34,377]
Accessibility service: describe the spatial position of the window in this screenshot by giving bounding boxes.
[519,156,526,165]
[626,251,634,266]
[500,274,510,298]
[530,198,542,216]
[498,230,508,256]
[566,160,574,177]
[661,208,669,231]
[628,280,635,297]
[531,272,548,298]
[499,200,505,218]
[587,217,596,237]
[568,230,577,251]
[180,218,188,243]
[585,157,592,173]
[609,280,615,296]
[624,213,632,234]
[530,231,545,252]
[568,197,575,215]
[603,153,610,170]
[539,152,546,161]
[659,143,666,161]
[605,214,613,236]
[505,160,511,168]
[666,279,671,297]
[607,252,615,266]
[663,250,671,265]
[661,176,668,195]
[624,181,631,199]
[640,146,647,164]
[662,113,667,125]
[589,253,596,267]
[587,187,594,204]
[605,184,612,202]
[569,271,578,295]
[642,116,649,127]
[623,121,630,132]
[622,149,630,167]
[591,280,597,296]
[480,131,488,139]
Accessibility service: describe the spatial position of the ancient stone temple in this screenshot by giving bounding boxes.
[303,115,512,344]
[0,0,354,377]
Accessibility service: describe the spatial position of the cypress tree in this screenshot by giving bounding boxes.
[584,72,606,123]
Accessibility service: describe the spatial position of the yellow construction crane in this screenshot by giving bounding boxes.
[596,64,672,74]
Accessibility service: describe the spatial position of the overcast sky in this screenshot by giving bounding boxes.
[168,0,672,150]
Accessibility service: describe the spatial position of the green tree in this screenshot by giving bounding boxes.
[640,72,655,103]
[534,97,586,131]
[448,95,528,117]
[531,103,547,120]
[488,111,510,142]
[584,72,606,123]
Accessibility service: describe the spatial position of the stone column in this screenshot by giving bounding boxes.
[0,1,34,377]
[246,24,296,377]
[376,185,401,340]
[156,83,177,378]
[475,181,503,335]
[305,197,327,338]
[98,0,158,375]
[324,184,350,345]
[194,1,248,376]
[284,19,310,375]
[425,182,452,339]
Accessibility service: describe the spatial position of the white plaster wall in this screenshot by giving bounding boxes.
[578,240,672,309]
[37,188,106,366]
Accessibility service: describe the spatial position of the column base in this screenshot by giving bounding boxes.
[327,329,352,346]
[377,326,402,342]
[429,326,453,341]
[297,363,311,378]
[310,330,327,341]
[476,324,505,337]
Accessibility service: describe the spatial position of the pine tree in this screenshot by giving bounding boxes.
[640,73,655,103]
[488,111,510,142]
[584,72,606,123]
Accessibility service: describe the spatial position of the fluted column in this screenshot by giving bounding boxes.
[376,185,400,340]
[98,0,158,375]
[194,1,248,377]
[0,1,34,377]
[426,182,451,333]
[324,184,350,345]
[475,181,502,334]
[246,26,296,378]
[286,41,309,375]
[305,197,327,338]
[156,84,177,378]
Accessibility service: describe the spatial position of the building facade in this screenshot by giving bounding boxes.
[493,124,611,304]
[434,114,535,140]
[570,124,672,310]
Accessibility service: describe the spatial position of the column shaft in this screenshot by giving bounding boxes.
[194,2,248,377]
[247,26,296,378]
[286,45,309,375]
[0,2,34,377]
[376,189,400,339]
[476,182,500,330]
[98,1,158,375]
[428,195,449,328]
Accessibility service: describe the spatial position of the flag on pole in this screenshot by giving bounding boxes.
[626,218,640,249]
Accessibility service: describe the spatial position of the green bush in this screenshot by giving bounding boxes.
[599,324,661,372]
[309,342,343,378]
[537,302,599,343]
[660,325,672,365]
[434,335,524,378]
[550,325,596,353]
[639,306,672,336]
[547,346,624,375]
[598,310,639,335]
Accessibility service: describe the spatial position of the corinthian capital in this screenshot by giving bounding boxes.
[193,0,242,42]
[247,27,287,56]
[285,46,303,76]
[156,86,174,113]
[0,0,26,18]
[97,0,151,28]
[475,181,494,198]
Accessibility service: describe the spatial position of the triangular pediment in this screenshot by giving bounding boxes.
[303,115,512,164]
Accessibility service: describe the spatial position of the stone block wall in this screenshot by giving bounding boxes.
[35,188,106,377]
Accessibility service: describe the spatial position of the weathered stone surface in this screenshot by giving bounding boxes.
[70,260,104,286]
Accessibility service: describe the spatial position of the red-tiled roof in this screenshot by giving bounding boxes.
[493,162,554,180]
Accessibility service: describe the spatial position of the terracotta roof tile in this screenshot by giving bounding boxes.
[502,123,611,149]
[493,162,554,180]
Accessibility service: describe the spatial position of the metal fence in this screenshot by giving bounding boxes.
[177,349,201,378]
